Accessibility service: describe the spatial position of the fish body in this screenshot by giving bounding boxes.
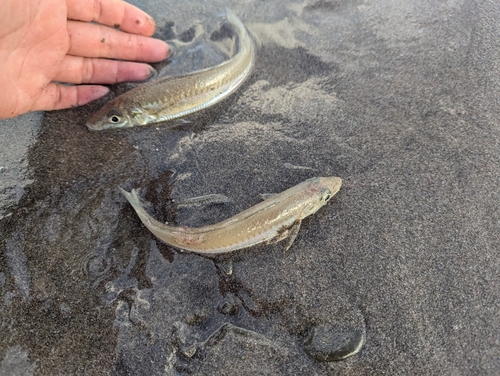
[119,176,342,255]
[87,9,255,130]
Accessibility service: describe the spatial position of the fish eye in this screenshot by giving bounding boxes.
[321,188,332,202]
[110,115,121,123]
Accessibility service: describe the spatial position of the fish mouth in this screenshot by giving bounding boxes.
[329,177,342,195]
[86,121,107,131]
[319,176,342,195]
[86,120,116,131]
[86,122,128,131]
[86,122,100,131]
[85,112,104,131]
[86,116,129,131]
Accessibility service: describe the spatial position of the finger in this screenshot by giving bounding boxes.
[30,83,110,112]
[54,55,155,84]
[67,21,169,62]
[66,0,156,36]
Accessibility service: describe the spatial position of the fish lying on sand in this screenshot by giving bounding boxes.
[87,8,255,130]
[119,177,342,254]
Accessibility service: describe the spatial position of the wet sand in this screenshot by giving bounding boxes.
[1,0,499,374]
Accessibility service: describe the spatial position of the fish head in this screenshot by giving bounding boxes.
[86,101,154,131]
[301,176,342,217]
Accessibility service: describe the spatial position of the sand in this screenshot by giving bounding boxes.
[1,0,499,374]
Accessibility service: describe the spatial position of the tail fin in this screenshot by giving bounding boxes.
[226,8,245,33]
[118,186,143,211]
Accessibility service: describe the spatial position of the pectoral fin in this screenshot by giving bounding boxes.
[142,101,164,113]
[267,219,302,251]
[284,219,302,251]
[216,260,233,276]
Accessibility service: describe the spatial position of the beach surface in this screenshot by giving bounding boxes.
[1,0,499,374]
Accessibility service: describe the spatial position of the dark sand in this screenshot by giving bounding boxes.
[1,0,499,374]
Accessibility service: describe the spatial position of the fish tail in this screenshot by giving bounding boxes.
[226,8,244,32]
[118,186,144,211]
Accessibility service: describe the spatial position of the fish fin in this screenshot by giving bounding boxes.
[216,260,233,276]
[142,101,164,112]
[267,219,301,247]
[250,31,262,49]
[161,118,192,129]
[267,227,289,245]
[225,8,239,24]
[176,118,192,124]
[284,219,302,251]
[119,186,143,211]
[259,193,276,201]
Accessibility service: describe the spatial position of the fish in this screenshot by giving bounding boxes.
[87,8,255,130]
[119,176,342,255]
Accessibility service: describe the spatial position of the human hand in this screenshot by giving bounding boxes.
[0,0,170,119]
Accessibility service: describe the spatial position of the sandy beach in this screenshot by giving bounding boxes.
[1,0,499,374]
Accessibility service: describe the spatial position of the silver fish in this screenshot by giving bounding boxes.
[119,177,342,255]
[87,8,255,130]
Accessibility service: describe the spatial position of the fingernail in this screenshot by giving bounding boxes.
[146,67,157,79]
[94,86,110,97]
[147,15,156,28]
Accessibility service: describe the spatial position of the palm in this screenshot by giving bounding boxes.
[0,0,69,117]
[0,0,169,119]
